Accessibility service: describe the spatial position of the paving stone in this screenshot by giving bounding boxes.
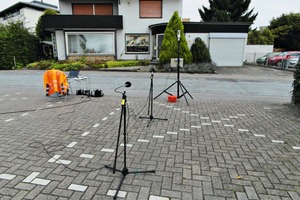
[244,186,259,199]
[1,74,300,200]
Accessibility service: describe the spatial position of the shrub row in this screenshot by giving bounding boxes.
[26,60,150,71]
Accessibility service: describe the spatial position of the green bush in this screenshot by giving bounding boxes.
[190,38,212,63]
[26,60,88,71]
[25,59,149,70]
[0,21,39,70]
[26,60,55,70]
[292,63,300,104]
[106,60,149,68]
[158,62,217,73]
[183,63,217,73]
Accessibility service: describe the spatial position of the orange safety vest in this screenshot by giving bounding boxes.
[43,70,69,96]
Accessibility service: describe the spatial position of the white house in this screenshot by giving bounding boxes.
[0,1,58,33]
[41,0,251,67]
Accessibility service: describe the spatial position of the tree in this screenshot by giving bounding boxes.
[268,13,300,50]
[0,21,39,69]
[199,0,257,23]
[247,28,274,45]
[190,38,211,63]
[36,9,58,41]
[292,63,300,104]
[159,11,192,64]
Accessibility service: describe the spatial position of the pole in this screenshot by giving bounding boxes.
[177,30,180,98]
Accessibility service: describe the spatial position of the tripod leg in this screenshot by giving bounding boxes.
[179,83,189,106]
[113,175,126,199]
[112,106,124,174]
[154,81,177,99]
[147,86,151,115]
[179,81,193,99]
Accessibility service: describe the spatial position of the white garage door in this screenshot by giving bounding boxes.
[209,33,247,67]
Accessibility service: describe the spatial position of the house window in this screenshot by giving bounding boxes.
[140,0,162,18]
[73,4,113,15]
[66,32,114,55]
[125,34,150,54]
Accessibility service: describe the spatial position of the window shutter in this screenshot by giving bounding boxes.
[73,4,93,15]
[95,4,113,15]
[140,0,162,18]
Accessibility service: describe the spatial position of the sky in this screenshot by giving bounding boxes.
[0,0,300,29]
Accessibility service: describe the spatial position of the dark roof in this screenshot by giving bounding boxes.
[149,22,252,35]
[0,1,58,17]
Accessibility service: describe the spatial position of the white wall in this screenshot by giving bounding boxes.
[185,33,209,49]
[55,30,66,60]
[58,0,183,60]
[117,0,182,60]
[245,45,274,63]
[23,8,44,32]
[0,8,44,33]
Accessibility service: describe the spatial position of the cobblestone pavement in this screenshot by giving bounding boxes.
[0,67,299,199]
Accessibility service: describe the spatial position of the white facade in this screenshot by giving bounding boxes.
[48,0,250,67]
[55,0,183,61]
[0,2,58,33]
[0,7,42,32]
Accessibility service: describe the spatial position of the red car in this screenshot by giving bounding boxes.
[267,51,300,66]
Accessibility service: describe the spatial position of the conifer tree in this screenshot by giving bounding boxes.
[159,11,192,64]
[190,38,211,63]
[199,0,257,23]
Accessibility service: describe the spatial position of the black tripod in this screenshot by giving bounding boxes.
[140,71,168,127]
[105,90,155,199]
[154,30,193,105]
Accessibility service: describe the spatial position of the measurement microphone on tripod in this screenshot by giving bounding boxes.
[106,80,155,199]
[114,81,131,94]
[124,81,131,88]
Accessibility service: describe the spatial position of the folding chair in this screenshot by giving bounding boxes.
[67,70,89,95]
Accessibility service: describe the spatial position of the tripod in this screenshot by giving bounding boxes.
[140,71,168,127]
[154,30,193,105]
[105,90,155,199]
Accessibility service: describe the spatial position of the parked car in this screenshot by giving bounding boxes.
[256,52,281,65]
[267,51,300,67]
[283,56,300,68]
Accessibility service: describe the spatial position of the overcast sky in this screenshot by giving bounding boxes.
[1,0,300,28]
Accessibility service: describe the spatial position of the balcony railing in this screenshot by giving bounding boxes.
[42,15,123,31]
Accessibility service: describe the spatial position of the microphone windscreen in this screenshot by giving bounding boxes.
[125,81,131,88]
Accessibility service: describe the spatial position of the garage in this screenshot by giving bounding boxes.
[150,22,251,67]
[209,33,247,67]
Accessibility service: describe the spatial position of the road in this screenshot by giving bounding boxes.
[0,65,294,103]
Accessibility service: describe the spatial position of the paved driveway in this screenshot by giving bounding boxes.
[0,65,299,200]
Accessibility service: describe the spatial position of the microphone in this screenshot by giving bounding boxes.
[125,81,131,88]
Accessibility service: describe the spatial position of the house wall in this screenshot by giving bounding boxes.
[117,0,182,60]
[0,8,44,33]
[58,0,183,60]
[55,30,67,60]
[185,33,209,49]
[23,8,44,32]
